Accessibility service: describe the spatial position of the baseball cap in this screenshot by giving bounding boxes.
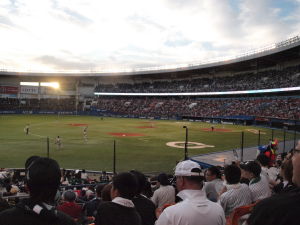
[175,160,202,176]
[240,160,261,177]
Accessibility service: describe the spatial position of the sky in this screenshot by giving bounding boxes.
[0,0,300,73]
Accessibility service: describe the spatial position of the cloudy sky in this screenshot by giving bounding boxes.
[0,0,299,73]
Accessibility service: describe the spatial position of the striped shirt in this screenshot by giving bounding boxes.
[220,183,253,216]
[249,175,271,202]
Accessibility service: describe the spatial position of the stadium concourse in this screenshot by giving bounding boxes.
[191,140,296,167]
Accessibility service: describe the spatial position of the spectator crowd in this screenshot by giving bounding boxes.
[0,140,300,225]
[95,65,300,93]
[94,96,300,120]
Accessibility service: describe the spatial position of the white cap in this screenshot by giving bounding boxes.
[175,160,202,176]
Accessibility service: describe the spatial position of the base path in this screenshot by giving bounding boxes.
[107,132,145,137]
[191,140,296,168]
[68,123,88,127]
[201,128,233,132]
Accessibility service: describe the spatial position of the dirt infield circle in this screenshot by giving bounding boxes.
[68,123,88,127]
[201,128,233,132]
[136,126,155,128]
[107,132,145,137]
[166,141,215,149]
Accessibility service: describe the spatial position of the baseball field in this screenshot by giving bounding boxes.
[0,115,296,173]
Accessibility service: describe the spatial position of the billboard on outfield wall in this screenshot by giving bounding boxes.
[20,86,38,94]
[0,86,18,94]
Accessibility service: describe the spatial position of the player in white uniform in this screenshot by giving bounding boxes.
[55,136,62,149]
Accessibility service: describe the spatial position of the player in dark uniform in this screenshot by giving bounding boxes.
[83,126,88,142]
[24,124,30,135]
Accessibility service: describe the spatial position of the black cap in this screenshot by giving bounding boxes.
[240,161,261,177]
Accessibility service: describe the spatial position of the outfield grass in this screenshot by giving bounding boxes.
[0,115,295,173]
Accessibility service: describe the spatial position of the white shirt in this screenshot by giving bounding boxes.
[155,189,225,225]
[151,185,175,208]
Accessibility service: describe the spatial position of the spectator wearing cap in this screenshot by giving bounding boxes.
[204,166,224,202]
[248,140,300,225]
[155,160,225,225]
[95,172,142,225]
[151,173,175,209]
[219,165,252,217]
[0,157,75,225]
[240,161,271,202]
[57,190,82,220]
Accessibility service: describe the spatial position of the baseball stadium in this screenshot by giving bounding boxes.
[0,1,300,225]
[0,36,299,173]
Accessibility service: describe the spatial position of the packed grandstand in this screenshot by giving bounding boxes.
[0,37,300,225]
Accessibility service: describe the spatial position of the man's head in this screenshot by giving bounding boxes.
[26,157,61,203]
[256,154,270,167]
[25,155,40,170]
[240,161,261,180]
[174,160,203,192]
[224,165,241,185]
[157,173,170,186]
[110,172,138,200]
[130,170,147,195]
[292,140,300,186]
[63,190,76,202]
[205,166,222,182]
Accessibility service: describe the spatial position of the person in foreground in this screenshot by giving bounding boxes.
[0,157,75,225]
[155,160,225,225]
[247,140,300,225]
[95,172,142,225]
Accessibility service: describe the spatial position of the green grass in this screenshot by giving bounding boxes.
[0,115,295,173]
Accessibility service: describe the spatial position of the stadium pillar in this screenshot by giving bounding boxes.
[241,132,244,162]
[258,130,261,146]
[183,126,188,160]
[113,140,116,174]
[283,128,286,153]
[47,136,50,158]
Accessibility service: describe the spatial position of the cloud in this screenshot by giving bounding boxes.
[0,15,15,28]
[0,0,299,72]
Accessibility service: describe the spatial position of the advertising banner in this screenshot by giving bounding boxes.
[20,86,39,94]
[0,86,18,94]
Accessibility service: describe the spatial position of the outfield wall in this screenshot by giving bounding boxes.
[0,110,299,132]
